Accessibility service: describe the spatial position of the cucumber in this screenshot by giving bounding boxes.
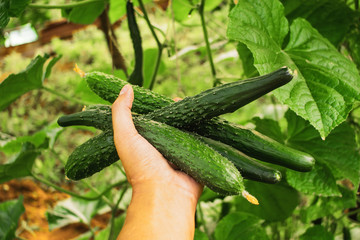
[195,119,315,172]
[127,0,144,86]
[83,70,314,171]
[85,71,173,113]
[65,130,118,180]
[145,67,293,127]
[58,107,281,183]
[64,116,245,196]
[199,137,282,183]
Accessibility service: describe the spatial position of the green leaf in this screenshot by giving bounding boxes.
[75,78,110,104]
[44,54,62,79]
[143,48,166,89]
[251,117,285,144]
[227,0,360,138]
[0,121,63,154]
[281,0,355,46]
[214,212,269,240]
[285,110,360,187]
[8,0,31,17]
[194,229,209,240]
[300,225,334,240]
[0,0,30,29]
[236,42,258,78]
[62,1,105,25]
[0,142,39,184]
[172,0,223,22]
[234,181,300,222]
[0,195,25,240]
[300,185,356,223]
[109,0,126,24]
[46,195,107,230]
[0,54,48,110]
[286,163,341,197]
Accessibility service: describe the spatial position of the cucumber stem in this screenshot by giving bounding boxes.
[42,86,86,105]
[198,0,217,87]
[109,186,128,240]
[137,0,164,90]
[28,0,104,9]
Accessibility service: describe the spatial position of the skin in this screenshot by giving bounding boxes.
[112,84,203,240]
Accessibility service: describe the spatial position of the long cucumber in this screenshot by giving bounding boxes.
[58,106,282,183]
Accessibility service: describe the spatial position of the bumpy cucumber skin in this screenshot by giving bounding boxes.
[85,72,173,113]
[63,114,244,195]
[145,67,293,127]
[133,117,244,195]
[57,105,112,131]
[195,119,315,172]
[65,130,118,180]
[58,106,280,182]
[200,137,282,183]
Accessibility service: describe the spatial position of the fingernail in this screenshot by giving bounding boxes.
[120,84,131,96]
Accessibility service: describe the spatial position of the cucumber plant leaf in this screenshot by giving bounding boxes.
[61,1,105,25]
[214,212,269,240]
[0,195,25,240]
[227,0,360,138]
[281,0,355,47]
[194,229,209,240]
[300,186,356,223]
[0,0,30,29]
[300,225,334,240]
[0,142,39,184]
[0,54,60,111]
[285,110,360,187]
[234,181,300,222]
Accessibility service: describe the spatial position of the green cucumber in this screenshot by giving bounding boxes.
[64,116,245,196]
[199,137,282,183]
[195,119,315,172]
[65,130,119,180]
[85,71,173,113]
[58,107,281,183]
[84,70,314,171]
[127,0,144,86]
[145,67,293,127]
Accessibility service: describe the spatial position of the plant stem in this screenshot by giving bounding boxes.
[137,0,164,90]
[109,186,128,240]
[83,181,114,207]
[42,86,86,105]
[28,0,104,9]
[32,173,126,201]
[198,203,212,240]
[198,0,217,87]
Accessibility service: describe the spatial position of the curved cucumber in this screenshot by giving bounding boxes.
[127,0,144,86]
[145,67,293,127]
[85,71,173,113]
[58,107,280,182]
[64,116,244,196]
[196,119,315,172]
[65,130,119,180]
[200,137,282,183]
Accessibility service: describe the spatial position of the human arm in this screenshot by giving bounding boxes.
[112,84,203,240]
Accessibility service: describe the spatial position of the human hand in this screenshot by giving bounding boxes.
[112,84,203,240]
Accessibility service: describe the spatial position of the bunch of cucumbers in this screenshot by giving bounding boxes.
[58,67,315,203]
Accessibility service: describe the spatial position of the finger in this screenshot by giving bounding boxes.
[111,85,169,177]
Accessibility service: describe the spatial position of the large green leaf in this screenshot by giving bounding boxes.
[0,196,25,240]
[234,181,300,222]
[0,54,61,111]
[300,225,334,240]
[300,186,356,223]
[62,1,105,25]
[0,0,30,29]
[227,0,360,138]
[214,212,269,240]
[0,142,39,184]
[46,194,107,230]
[281,0,355,46]
[285,110,360,187]
[143,48,166,89]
